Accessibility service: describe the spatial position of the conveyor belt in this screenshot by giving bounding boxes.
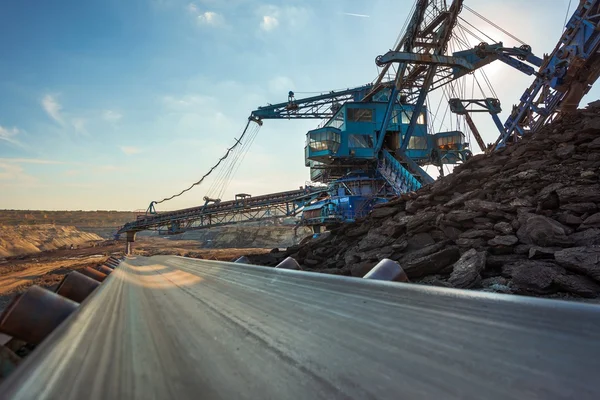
[1,255,599,399]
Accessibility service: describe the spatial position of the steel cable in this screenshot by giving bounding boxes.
[153,118,259,204]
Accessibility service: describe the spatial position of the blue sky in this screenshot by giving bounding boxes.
[0,0,592,211]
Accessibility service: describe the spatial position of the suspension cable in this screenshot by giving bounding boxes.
[153,118,260,204]
[563,0,573,30]
[458,17,497,43]
[463,4,526,45]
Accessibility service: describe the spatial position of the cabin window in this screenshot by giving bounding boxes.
[348,134,374,148]
[308,130,341,152]
[326,110,345,129]
[347,108,374,122]
[407,136,428,150]
[401,111,426,125]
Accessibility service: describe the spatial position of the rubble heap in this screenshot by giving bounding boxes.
[251,103,600,299]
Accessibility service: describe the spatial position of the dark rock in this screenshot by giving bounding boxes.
[480,276,513,293]
[304,258,320,266]
[357,232,394,251]
[555,247,600,282]
[439,225,463,240]
[481,276,509,287]
[537,190,560,211]
[502,261,565,295]
[557,185,600,203]
[556,213,583,226]
[406,233,435,251]
[514,244,533,255]
[346,224,370,238]
[416,275,453,288]
[464,199,501,213]
[486,254,527,269]
[554,274,600,298]
[509,198,534,209]
[402,246,461,278]
[406,212,437,233]
[392,239,409,250]
[447,249,486,288]
[370,206,398,219]
[528,246,558,260]
[517,215,573,247]
[488,235,519,247]
[445,210,484,223]
[494,222,513,235]
[445,190,479,207]
[555,144,576,159]
[570,229,600,246]
[582,212,600,228]
[459,229,496,239]
[456,238,487,249]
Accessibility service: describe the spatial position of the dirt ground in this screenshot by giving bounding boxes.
[0,237,271,313]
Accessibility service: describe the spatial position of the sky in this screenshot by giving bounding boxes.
[0,0,594,211]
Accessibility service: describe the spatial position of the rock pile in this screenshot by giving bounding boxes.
[250,102,600,299]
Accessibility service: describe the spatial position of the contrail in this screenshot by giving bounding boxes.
[343,12,370,18]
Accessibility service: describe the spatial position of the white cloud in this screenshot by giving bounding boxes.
[187,3,198,14]
[343,12,370,18]
[102,110,123,122]
[71,118,87,135]
[0,126,21,146]
[198,11,224,26]
[42,94,64,125]
[260,15,279,31]
[120,146,143,155]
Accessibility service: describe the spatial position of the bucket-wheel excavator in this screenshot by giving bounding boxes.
[117,0,600,240]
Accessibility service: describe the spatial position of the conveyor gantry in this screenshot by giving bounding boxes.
[116,187,326,238]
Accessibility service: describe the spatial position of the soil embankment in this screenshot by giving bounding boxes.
[0,225,102,258]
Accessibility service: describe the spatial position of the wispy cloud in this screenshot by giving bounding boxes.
[257,5,309,32]
[0,158,66,165]
[0,126,22,146]
[95,165,121,172]
[42,94,64,125]
[120,146,142,155]
[0,162,37,184]
[102,110,123,122]
[342,12,370,18]
[71,117,88,135]
[260,15,279,31]
[198,11,224,25]
[187,4,224,26]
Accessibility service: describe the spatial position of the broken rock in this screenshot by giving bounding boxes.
[447,249,486,289]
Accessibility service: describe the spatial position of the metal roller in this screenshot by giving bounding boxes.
[363,259,409,282]
[0,286,78,345]
[95,265,114,275]
[79,267,107,282]
[55,271,101,303]
[275,257,302,270]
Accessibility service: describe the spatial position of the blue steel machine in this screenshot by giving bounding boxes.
[118,0,600,239]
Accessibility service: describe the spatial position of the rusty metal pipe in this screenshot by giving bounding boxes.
[55,271,101,304]
[363,259,409,282]
[96,265,114,275]
[0,286,78,345]
[79,267,107,282]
